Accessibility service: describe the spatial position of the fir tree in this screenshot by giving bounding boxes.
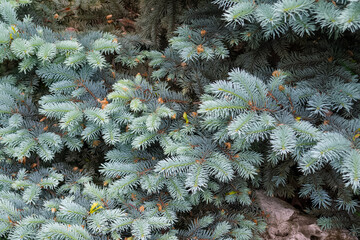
[0,0,360,239]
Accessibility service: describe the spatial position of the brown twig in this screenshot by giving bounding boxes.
[77,79,98,102]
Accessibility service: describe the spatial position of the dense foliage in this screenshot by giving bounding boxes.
[0,0,360,239]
